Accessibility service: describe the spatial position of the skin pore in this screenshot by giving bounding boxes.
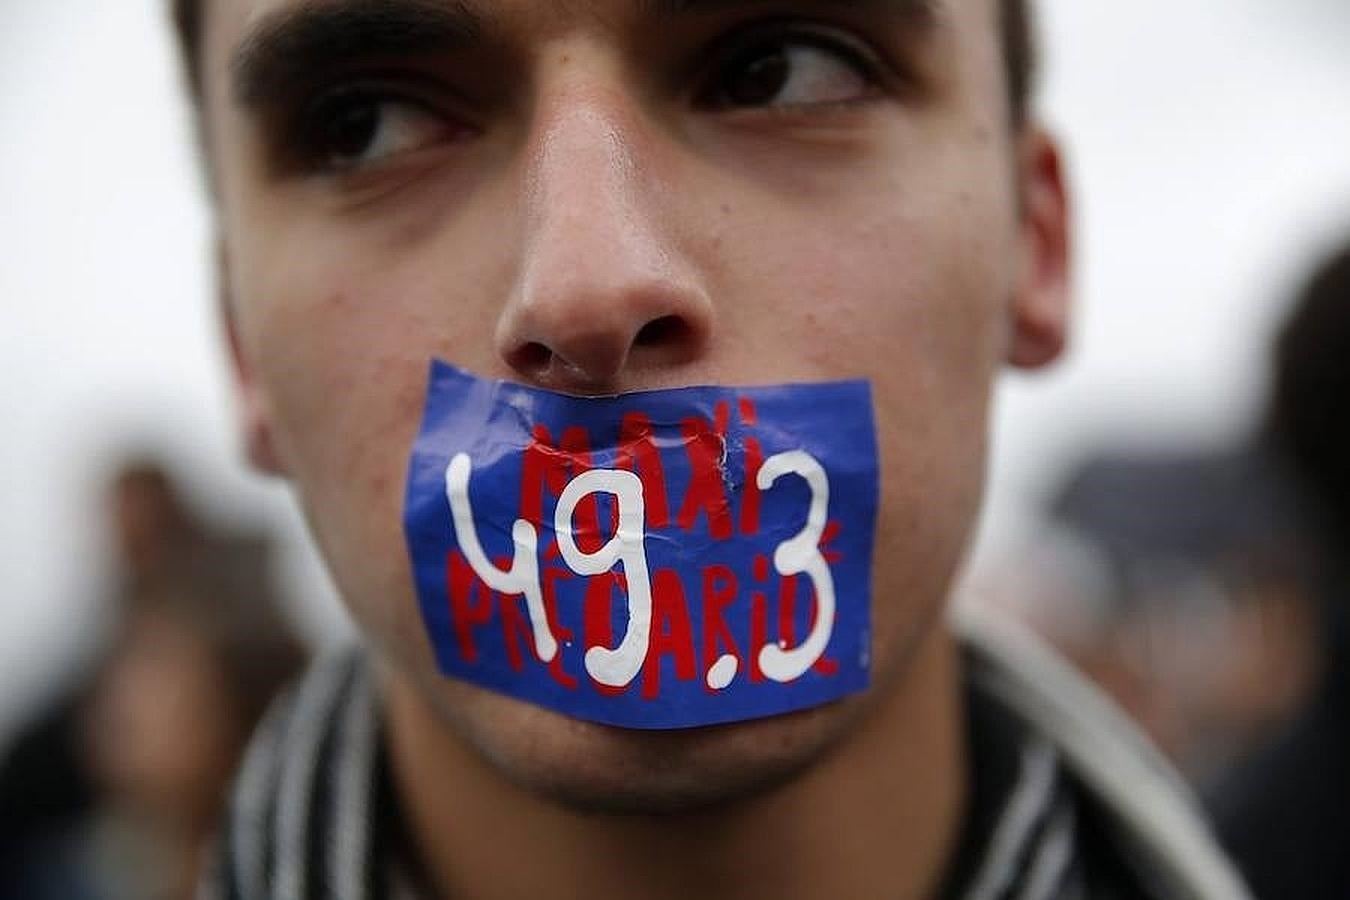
[195,0,1069,897]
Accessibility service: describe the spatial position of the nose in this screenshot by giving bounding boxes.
[497,103,713,391]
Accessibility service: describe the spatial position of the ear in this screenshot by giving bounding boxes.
[1006,127,1072,370]
[217,241,287,476]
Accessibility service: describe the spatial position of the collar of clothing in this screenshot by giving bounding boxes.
[202,612,1246,900]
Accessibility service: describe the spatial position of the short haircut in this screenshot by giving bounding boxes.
[169,0,1039,127]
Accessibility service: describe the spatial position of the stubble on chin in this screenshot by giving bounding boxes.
[378,604,943,818]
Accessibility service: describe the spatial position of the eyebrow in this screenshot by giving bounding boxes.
[232,0,941,107]
[232,0,490,106]
[642,0,937,25]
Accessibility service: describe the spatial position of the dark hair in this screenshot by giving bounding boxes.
[999,0,1037,126]
[170,0,1039,126]
[1269,240,1350,541]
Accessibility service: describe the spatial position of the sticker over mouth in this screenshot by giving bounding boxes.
[403,361,880,730]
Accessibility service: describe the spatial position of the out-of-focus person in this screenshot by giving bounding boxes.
[1210,239,1350,900]
[0,460,199,896]
[1050,444,1321,780]
[74,558,307,900]
[109,461,209,593]
[968,440,1324,785]
[0,459,306,900]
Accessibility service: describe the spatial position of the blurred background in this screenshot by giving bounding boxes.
[1,1,1348,897]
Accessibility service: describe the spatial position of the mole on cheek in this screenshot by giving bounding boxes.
[325,291,351,313]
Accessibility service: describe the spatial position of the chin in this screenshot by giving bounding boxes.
[418,671,863,816]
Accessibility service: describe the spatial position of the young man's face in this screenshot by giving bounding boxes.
[199,0,1067,809]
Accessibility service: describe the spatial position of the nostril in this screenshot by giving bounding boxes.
[511,341,553,373]
[635,316,688,347]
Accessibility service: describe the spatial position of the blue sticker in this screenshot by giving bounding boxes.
[403,361,879,730]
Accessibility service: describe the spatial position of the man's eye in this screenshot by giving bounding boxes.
[703,36,877,110]
[298,90,459,171]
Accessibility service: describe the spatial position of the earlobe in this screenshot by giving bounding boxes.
[217,241,287,476]
[1006,127,1072,370]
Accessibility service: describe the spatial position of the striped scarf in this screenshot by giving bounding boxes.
[203,618,1246,900]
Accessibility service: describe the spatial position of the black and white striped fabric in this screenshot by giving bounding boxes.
[202,613,1248,900]
[204,651,386,900]
[936,713,1086,900]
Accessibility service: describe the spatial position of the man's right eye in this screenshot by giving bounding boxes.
[296,88,465,173]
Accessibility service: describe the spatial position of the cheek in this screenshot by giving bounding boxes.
[702,122,1014,386]
[233,233,493,658]
[226,154,538,665]
[706,141,1014,666]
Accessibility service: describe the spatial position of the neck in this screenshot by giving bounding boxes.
[385,627,967,900]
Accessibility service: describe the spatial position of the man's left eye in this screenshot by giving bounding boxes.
[701,36,878,110]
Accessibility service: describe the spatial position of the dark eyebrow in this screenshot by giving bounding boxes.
[232,0,491,107]
[231,0,940,108]
[641,0,939,28]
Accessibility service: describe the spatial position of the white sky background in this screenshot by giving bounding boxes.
[2,0,1349,736]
